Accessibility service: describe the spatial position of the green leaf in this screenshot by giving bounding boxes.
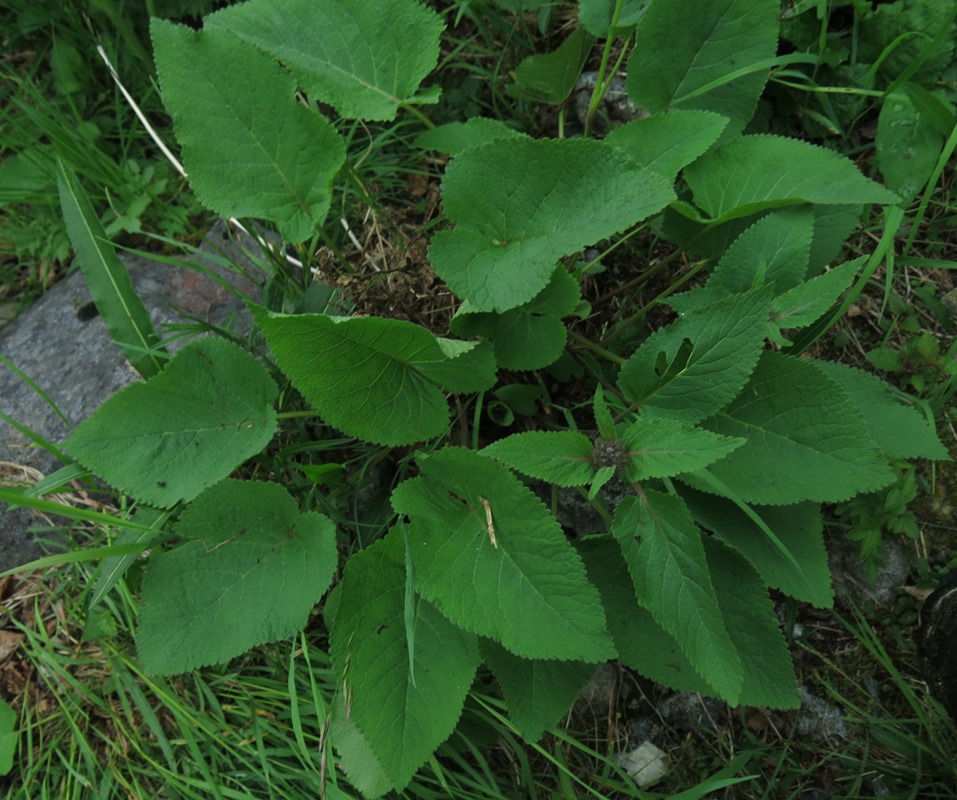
[681,488,833,608]
[693,352,895,504]
[330,532,480,792]
[612,492,743,703]
[708,207,815,296]
[414,118,529,156]
[136,480,337,674]
[704,538,800,709]
[482,431,595,486]
[626,0,779,138]
[65,338,278,508]
[578,0,649,36]
[255,309,495,446]
[876,88,945,204]
[620,417,743,481]
[858,0,957,89]
[0,698,14,776]
[206,0,445,121]
[508,28,595,105]
[481,639,596,741]
[429,138,675,312]
[56,159,166,378]
[812,360,948,460]
[151,20,346,242]
[604,111,729,180]
[328,714,395,800]
[771,258,864,332]
[426,339,499,393]
[593,387,617,441]
[684,135,900,223]
[577,536,715,694]
[451,267,580,370]
[618,288,772,424]
[391,448,614,662]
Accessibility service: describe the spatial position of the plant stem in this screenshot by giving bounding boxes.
[276,411,324,420]
[583,0,626,138]
[568,330,626,365]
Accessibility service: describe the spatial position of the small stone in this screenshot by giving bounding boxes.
[615,741,669,789]
[794,687,848,740]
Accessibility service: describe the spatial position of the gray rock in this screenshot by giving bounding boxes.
[0,220,265,572]
[828,536,910,608]
[794,687,849,740]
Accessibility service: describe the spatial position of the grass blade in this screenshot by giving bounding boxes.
[55,158,167,378]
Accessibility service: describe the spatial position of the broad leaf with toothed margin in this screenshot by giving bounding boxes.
[681,488,833,608]
[481,639,596,742]
[689,352,895,504]
[704,537,800,708]
[206,0,444,121]
[254,308,496,446]
[612,492,743,703]
[137,480,337,674]
[617,288,771,424]
[429,138,674,312]
[626,0,778,139]
[577,536,715,694]
[65,338,277,508]
[451,267,581,370]
[391,448,614,662]
[151,20,346,242]
[604,111,729,181]
[684,135,900,223]
[329,532,479,792]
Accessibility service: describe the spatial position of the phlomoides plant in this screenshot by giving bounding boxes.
[33,0,950,795]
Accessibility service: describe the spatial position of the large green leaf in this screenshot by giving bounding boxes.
[451,267,580,370]
[693,352,895,504]
[604,111,729,181]
[429,138,674,312]
[704,538,800,709]
[617,288,772,423]
[481,639,596,742]
[136,480,337,674]
[684,135,900,223]
[329,532,480,792]
[206,0,444,121]
[620,417,743,481]
[812,360,948,460]
[415,118,529,156]
[577,536,714,694]
[668,208,816,316]
[681,488,833,608]
[578,0,649,35]
[770,258,864,334]
[56,159,166,378]
[612,492,743,702]
[65,338,278,508]
[391,448,615,662]
[626,0,779,138]
[151,20,346,242]
[508,27,595,105]
[707,207,813,296]
[254,309,496,446]
[876,88,946,204]
[482,430,595,486]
